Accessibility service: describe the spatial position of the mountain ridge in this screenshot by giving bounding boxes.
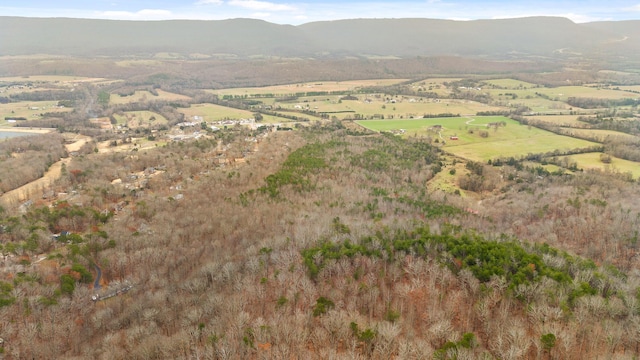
[0,16,637,60]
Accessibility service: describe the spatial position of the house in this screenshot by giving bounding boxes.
[449,136,459,140]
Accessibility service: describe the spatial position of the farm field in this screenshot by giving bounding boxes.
[110,90,192,104]
[178,103,297,124]
[0,75,107,83]
[559,128,637,142]
[616,85,640,93]
[357,116,600,161]
[306,97,501,118]
[112,111,167,128]
[0,100,72,125]
[482,88,576,112]
[407,78,462,96]
[211,79,408,97]
[526,115,590,127]
[357,116,513,134]
[561,152,640,179]
[532,86,640,101]
[482,78,537,89]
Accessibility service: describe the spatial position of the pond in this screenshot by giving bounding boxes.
[0,130,41,139]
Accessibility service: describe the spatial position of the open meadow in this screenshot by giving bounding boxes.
[357,116,600,161]
[112,111,167,128]
[530,86,640,101]
[482,78,538,89]
[0,100,72,125]
[0,75,107,83]
[178,103,298,124]
[560,152,640,179]
[559,128,638,142]
[109,89,192,105]
[212,79,408,97]
[527,114,590,127]
[407,78,462,96]
[305,97,501,118]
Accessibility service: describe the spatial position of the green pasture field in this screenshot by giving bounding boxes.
[482,88,573,112]
[560,129,637,142]
[179,103,296,124]
[510,98,572,113]
[112,111,167,128]
[0,101,72,125]
[110,90,192,105]
[482,79,537,89]
[357,116,508,134]
[1,86,55,97]
[211,79,409,97]
[427,158,472,196]
[269,109,325,122]
[407,78,462,97]
[357,116,599,162]
[305,97,502,118]
[484,85,639,111]
[560,153,640,179]
[526,115,589,127]
[522,161,563,174]
[532,86,640,101]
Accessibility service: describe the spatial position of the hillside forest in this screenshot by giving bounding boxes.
[1,54,640,359]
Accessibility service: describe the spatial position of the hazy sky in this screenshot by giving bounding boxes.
[1,0,639,24]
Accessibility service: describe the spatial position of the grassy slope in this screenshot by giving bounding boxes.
[357,116,600,161]
[562,152,640,179]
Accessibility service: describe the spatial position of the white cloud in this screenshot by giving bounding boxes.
[228,0,295,12]
[560,13,604,23]
[626,4,640,11]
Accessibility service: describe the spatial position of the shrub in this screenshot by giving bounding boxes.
[313,296,335,316]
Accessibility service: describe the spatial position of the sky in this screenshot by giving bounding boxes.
[1,0,639,24]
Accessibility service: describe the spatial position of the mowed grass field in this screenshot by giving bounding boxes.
[211,79,409,97]
[110,90,192,105]
[357,116,600,161]
[560,153,640,179]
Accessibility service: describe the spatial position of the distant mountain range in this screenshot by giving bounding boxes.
[1,16,638,61]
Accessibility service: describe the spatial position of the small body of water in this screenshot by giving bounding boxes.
[0,131,37,139]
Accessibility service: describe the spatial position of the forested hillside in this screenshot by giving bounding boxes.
[1,122,640,358]
[1,16,637,61]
